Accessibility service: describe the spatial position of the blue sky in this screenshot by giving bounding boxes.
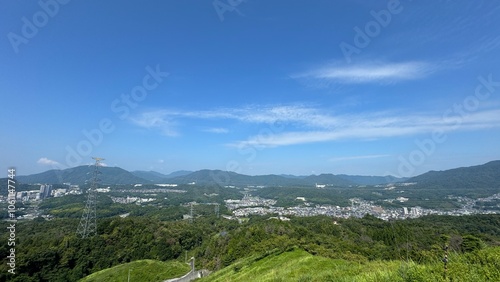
[1,0,500,177]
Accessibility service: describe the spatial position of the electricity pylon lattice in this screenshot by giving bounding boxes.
[189,202,194,224]
[76,157,104,239]
[215,204,220,218]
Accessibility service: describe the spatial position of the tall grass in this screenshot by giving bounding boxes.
[200,247,500,282]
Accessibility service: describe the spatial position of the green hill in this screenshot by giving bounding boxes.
[337,174,407,185]
[16,166,150,185]
[79,259,190,282]
[168,170,355,187]
[199,249,400,282]
[167,169,311,186]
[130,170,193,182]
[200,247,500,282]
[408,160,500,190]
[131,170,169,182]
[1,215,499,281]
[10,160,498,188]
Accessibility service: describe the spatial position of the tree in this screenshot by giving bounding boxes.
[461,235,485,253]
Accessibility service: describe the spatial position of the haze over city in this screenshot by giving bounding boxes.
[2,0,500,177]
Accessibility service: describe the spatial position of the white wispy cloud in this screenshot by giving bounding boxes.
[228,108,500,148]
[130,106,500,148]
[37,157,60,166]
[203,127,229,134]
[130,104,334,135]
[130,110,179,137]
[294,61,436,84]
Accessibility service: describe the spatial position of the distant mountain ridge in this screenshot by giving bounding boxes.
[130,170,192,182]
[407,160,500,189]
[130,170,167,182]
[16,167,403,186]
[337,174,408,186]
[13,160,499,188]
[16,166,150,185]
[163,169,292,186]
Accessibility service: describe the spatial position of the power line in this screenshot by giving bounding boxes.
[189,202,194,224]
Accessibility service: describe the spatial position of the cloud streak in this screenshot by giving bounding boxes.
[203,127,229,134]
[228,108,500,148]
[130,105,337,134]
[37,157,60,166]
[130,110,179,137]
[294,61,436,84]
[130,105,500,149]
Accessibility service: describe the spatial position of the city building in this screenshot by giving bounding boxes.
[39,184,52,199]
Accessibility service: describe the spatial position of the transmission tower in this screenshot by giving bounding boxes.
[189,202,194,223]
[76,157,104,238]
[214,203,220,218]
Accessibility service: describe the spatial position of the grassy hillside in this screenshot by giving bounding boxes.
[200,249,400,281]
[1,215,498,281]
[200,247,500,282]
[79,259,190,282]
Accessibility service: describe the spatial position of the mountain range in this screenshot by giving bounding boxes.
[14,167,401,187]
[15,166,147,185]
[130,170,193,182]
[10,160,500,189]
[407,160,500,190]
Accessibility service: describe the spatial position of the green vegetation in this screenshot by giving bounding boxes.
[408,160,500,190]
[0,216,233,282]
[200,247,500,281]
[196,214,500,270]
[13,166,151,185]
[254,186,349,206]
[79,259,190,282]
[0,183,41,193]
[199,248,401,282]
[34,184,240,220]
[7,160,500,189]
[0,211,498,281]
[254,183,500,209]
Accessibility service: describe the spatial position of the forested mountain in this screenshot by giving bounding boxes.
[16,166,150,185]
[1,215,499,281]
[337,174,407,185]
[12,160,499,188]
[165,170,308,186]
[408,160,500,189]
[131,170,193,182]
[164,170,194,178]
[130,170,168,182]
[303,174,355,186]
[163,170,405,187]
[14,167,359,187]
